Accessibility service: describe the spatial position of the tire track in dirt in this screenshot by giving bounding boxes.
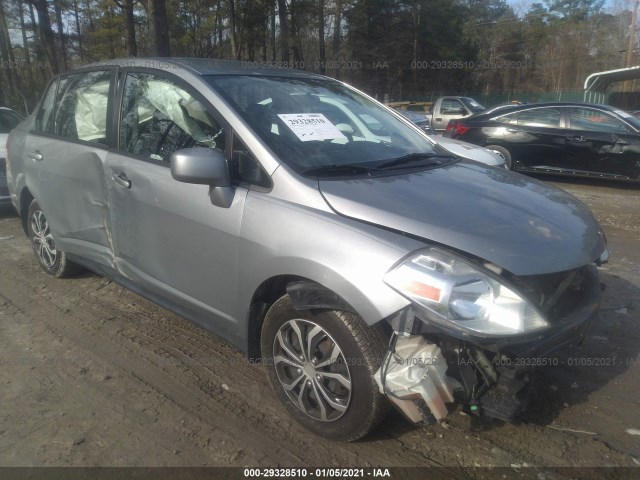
[1,205,637,472]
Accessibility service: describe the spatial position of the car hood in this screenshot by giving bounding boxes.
[319,162,606,276]
[431,136,504,167]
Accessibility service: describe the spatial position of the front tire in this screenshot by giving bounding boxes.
[28,199,81,278]
[486,144,513,170]
[261,294,389,441]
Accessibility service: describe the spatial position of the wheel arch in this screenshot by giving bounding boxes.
[244,265,401,361]
[246,275,359,362]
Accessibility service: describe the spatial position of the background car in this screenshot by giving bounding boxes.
[393,107,506,168]
[392,108,434,134]
[0,107,23,205]
[444,102,640,181]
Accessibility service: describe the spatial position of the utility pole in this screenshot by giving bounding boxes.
[627,0,639,67]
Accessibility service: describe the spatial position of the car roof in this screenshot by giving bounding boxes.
[74,57,327,79]
[480,102,621,117]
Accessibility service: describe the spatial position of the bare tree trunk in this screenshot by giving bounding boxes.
[27,1,46,80]
[290,0,301,62]
[123,0,137,56]
[73,0,84,61]
[277,0,289,62]
[0,0,17,100]
[32,0,59,73]
[228,0,239,59]
[332,0,340,57]
[54,0,67,70]
[318,0,325,73]
[18,1,34,86]
[148,0,171,56]
[271,1,276,61]
[0,0,18,94]
[332,0,341,78]
[106,4,116,58]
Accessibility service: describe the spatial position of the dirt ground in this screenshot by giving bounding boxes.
[0,175,639,473]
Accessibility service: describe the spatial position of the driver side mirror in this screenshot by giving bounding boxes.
[459,108,467,116]
[170,147,235,208]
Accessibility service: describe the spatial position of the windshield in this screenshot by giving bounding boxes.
[207,75,446,176]
[460,97,485,113]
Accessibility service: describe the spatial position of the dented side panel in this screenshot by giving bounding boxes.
[23,135,115,268]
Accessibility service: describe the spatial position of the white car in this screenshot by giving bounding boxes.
[430,135,506,168]
[391,107,506,168]
[1,107,23,205]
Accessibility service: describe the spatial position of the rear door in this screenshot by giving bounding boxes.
[23,69,115,267]
[499,106,567,170]
[563,106,640,179]
[104,69,258,338]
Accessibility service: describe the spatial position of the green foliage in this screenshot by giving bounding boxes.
[0,0,635,108]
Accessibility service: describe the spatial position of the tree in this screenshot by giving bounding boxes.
[148,0,170,56]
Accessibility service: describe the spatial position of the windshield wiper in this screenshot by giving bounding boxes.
[375,152,454,170]
[301,164,377,177]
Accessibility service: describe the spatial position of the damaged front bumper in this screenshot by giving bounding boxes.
[375,264,601,424]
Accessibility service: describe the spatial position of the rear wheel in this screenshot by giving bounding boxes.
[261,294,389,441]
[28,199,81,278]
[486,144,513,170]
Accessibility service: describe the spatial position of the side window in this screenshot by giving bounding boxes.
[440,99,464,115]
[53,70,111,143]
[568,108,630,134]
[231,133,271,188]
[514,108,561,128]
[119,72,225,163]
[36,79,58,134]
[494,112,518,124]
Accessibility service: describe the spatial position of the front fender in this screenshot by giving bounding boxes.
[236,190,426,326]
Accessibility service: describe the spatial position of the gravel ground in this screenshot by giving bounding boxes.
[0,175,638,475]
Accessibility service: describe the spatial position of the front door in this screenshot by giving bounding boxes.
[104,70,248,340]
[563,107,640,179]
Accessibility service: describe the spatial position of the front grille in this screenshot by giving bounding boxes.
[507,266,589,323]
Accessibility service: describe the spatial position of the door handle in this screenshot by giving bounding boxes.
[27,151,43,161]
[112,172,131,189]
[435,118,442,121]
[566,135,586,142]
[506,128,521,133]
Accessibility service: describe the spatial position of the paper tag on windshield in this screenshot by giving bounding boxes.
[277,113,346,142]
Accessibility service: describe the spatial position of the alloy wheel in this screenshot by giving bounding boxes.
[273,319,352,422]
[31,210,57,269]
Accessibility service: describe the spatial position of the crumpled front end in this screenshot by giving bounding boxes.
[375,257,604,425]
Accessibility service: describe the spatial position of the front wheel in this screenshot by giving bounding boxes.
[261,294,389,441]
[28,200,81,278]
[486,144,513,170]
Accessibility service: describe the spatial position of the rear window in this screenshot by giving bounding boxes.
[0,109,23,134]
[497,107,561,128]
[53,70,111,143]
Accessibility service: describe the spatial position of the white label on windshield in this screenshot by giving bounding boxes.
[278,113,346,142]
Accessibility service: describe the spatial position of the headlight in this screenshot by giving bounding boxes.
[384,248,549,336]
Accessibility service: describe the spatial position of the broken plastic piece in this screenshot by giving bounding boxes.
[374,335,454,423]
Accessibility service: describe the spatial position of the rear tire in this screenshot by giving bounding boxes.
[486,144,513,170]
[261,294,389,441]
[27,199,81,278]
